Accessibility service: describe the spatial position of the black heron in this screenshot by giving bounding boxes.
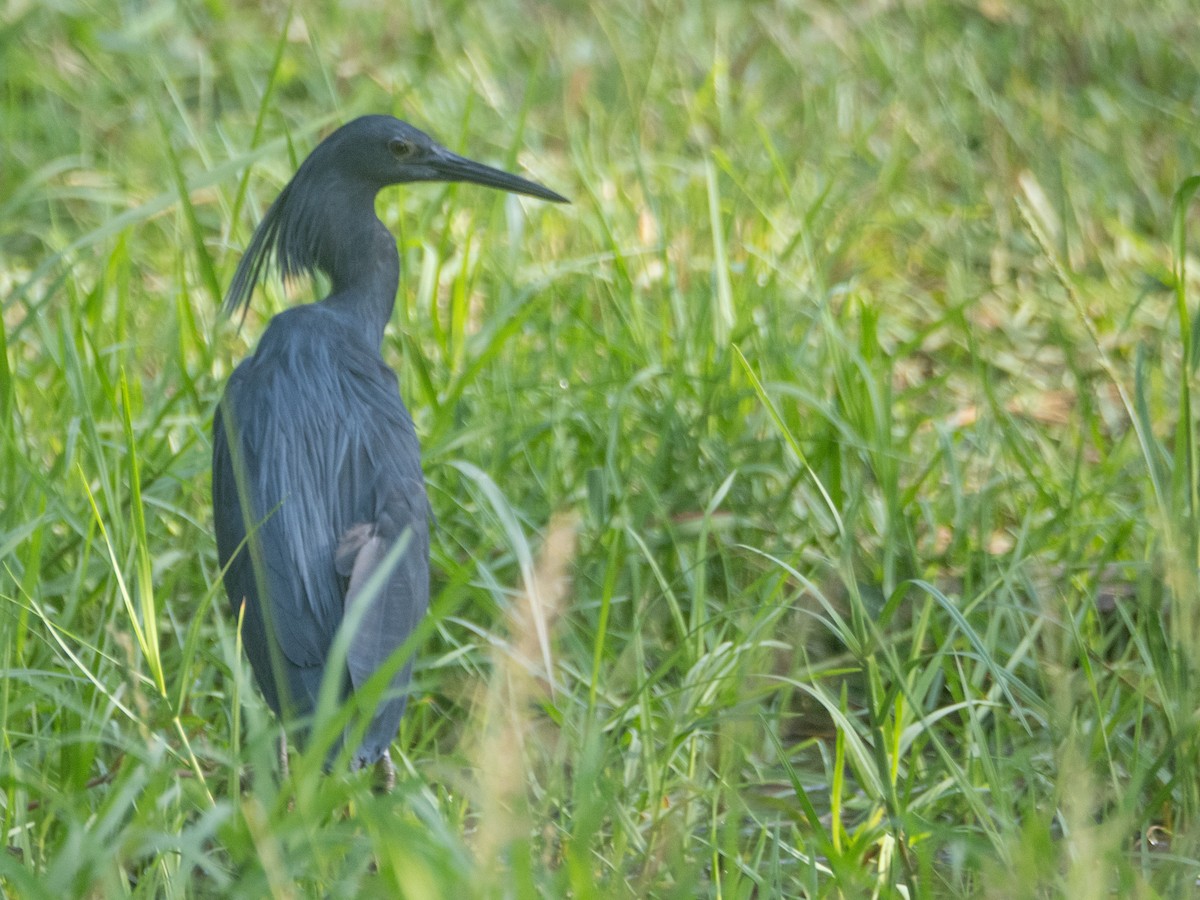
[212,115,567,778]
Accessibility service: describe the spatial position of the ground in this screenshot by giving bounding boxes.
[3,0,1200,896]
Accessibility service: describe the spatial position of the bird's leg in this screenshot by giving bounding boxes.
[373,750,395,795]
[278,730,290,780]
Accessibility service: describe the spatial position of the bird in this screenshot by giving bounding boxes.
[212,115,568,783]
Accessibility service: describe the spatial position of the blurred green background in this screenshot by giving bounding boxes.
[4,0,1200,895]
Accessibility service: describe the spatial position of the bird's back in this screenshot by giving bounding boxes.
[213,302,429,765]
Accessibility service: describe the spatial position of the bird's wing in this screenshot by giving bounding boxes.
[213,322,429,731]
[212,390,288,714]
[334,477,430,765]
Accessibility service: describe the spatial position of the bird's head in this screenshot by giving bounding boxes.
[223,115,567,318]
[315,115,569,203]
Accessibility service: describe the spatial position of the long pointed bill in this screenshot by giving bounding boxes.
[430,149,570,203]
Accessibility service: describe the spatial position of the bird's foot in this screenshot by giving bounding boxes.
[373,751,395,795]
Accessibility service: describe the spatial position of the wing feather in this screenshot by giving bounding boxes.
[212,304,429,747]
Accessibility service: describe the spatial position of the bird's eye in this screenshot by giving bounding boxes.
[389,138,415,159]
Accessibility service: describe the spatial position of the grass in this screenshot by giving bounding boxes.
[3,0,1200,895]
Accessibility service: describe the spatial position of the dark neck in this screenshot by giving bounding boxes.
[318,187,400,351]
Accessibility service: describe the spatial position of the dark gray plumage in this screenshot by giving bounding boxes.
[213,115,567,772]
